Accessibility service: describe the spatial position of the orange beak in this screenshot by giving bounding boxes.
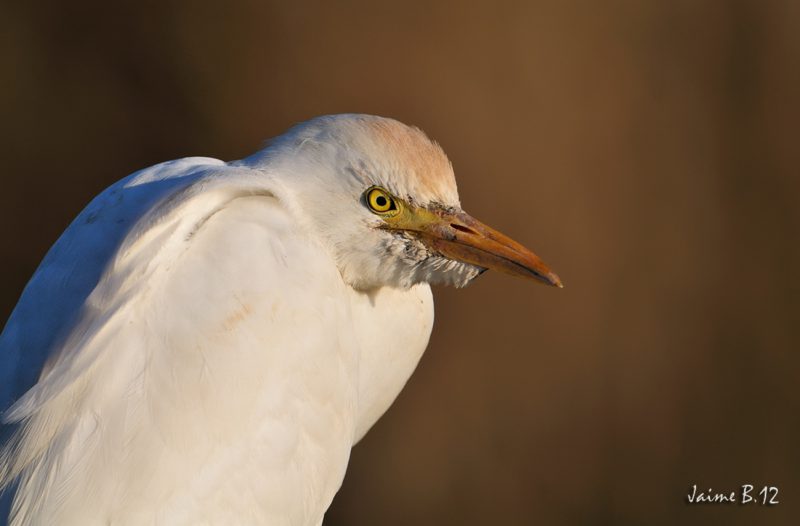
[388,207,562,287]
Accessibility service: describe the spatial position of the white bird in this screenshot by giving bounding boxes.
[0,114,561,525]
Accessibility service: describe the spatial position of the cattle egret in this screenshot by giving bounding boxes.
[0,114,561,525]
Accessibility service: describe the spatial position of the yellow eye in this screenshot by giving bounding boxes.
[365,187,398,215]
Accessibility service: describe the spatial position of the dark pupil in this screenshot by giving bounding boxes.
[375,195,387,207]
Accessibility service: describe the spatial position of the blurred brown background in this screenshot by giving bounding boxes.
[1,0,798,524]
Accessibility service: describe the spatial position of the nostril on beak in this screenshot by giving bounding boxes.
[450,223,477,235]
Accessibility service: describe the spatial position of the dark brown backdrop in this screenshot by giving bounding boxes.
[1,1,798,524]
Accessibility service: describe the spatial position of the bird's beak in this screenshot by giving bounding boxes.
[387,207,563,287]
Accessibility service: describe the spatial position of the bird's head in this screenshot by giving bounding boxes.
[246,114,562,291]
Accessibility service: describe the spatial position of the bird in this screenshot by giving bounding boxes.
[0,114,561,525]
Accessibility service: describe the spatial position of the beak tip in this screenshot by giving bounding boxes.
[544,271,564,288]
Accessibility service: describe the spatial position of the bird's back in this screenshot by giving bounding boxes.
[0,156,225,521]
[0,157,225,415]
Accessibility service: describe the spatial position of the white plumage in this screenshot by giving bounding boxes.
[0,114,560,525]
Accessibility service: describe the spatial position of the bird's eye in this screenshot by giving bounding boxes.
[365,187,398,215]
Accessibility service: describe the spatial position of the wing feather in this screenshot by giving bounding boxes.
[1,160,358,524]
